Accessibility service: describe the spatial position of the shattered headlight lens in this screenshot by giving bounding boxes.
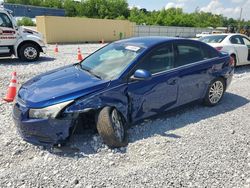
[29,100,73,119]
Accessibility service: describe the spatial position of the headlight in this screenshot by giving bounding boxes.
[29,100,73,119]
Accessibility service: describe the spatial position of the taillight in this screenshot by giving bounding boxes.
[215,46,223,51]
[229,56,235,67]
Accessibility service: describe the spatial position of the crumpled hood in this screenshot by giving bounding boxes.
[18,65,110,108]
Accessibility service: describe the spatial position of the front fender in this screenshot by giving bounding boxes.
[64,83,129,123]
[14,35,46,55]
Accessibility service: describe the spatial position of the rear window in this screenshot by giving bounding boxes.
[199,35,227,43]
[200,43,219,59]
[175,43,203,67]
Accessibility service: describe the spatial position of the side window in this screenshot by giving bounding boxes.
[174,42,203,67]
[230,36,244,45]
[201,44,219,59]
[242,37,250,46]
[135,44,174,74]
[0,13,13,28]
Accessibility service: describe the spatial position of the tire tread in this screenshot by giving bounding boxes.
[97,107,128,148]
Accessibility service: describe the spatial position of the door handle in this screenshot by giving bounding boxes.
[167,78,178,85]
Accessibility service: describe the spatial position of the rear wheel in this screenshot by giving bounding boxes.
[19,43,40,62]
[97,107,128,148]
[231,54,237,67]
[204,78,225,106]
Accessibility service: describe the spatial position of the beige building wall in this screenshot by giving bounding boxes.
[36,16,135,44]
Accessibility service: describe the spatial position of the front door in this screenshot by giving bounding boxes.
[0,12,17,55]
[127,43,179,122]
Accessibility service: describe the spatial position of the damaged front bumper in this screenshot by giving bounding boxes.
[12,103,75,146]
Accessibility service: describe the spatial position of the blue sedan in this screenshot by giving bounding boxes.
[13,37,234,148]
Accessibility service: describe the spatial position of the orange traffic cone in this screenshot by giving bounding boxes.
[3,72,17,102]
[54,44,59,53]
[77,47,83,61]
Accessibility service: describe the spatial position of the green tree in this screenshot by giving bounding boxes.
[128,8,148,25]
[63,0,78,16]
[41,0,63,8]
[17,17,36,26]
[29,0,41,6]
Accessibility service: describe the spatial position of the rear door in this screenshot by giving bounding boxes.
[229,35,248,65]
[173,40,218,105]
[127,43,179,122]
[241,36,250,62]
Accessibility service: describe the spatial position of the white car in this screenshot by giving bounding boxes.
[199,34,250,67]
[196,32,210,38]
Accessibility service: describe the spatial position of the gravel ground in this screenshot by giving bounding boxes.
[0,44,250,188]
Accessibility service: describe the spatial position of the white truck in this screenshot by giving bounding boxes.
[0,7,46,61]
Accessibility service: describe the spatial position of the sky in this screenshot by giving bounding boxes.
[128,0,250,20]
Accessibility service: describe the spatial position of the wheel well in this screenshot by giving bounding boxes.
[218,76,227,91]
[70,106,128,134]
[68,109,99,137]
[17,41,42,57]
[230,53,237,65]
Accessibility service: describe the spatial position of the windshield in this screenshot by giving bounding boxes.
[80,43,143,80]
[199,35,227,43]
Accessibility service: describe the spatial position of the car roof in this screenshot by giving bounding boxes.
[114,36,182,48]
[204,33,248,37]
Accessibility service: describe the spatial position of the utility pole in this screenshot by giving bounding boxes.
[238,7,243,32]
[195,6,200,13]
[239,7,243,21]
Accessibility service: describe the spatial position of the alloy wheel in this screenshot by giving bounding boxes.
[209,81,224,104]
[111,109,124,142]
[24,47,38,60]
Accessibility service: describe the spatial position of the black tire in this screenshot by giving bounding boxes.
[231,54,237,67]
[97,107,128,148]
[19,43,40,62]
[204,78,225,106]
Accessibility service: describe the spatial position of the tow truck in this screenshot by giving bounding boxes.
[0,6,46,61]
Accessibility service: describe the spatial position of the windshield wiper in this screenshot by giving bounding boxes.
[85,69,103,80]
[78,64,103,80]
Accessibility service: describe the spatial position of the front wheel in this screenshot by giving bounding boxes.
[204,78,225,106]
[97,107,128,148]
[19,43,40,62]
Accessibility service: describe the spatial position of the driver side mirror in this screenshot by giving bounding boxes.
[130,69,152,81]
